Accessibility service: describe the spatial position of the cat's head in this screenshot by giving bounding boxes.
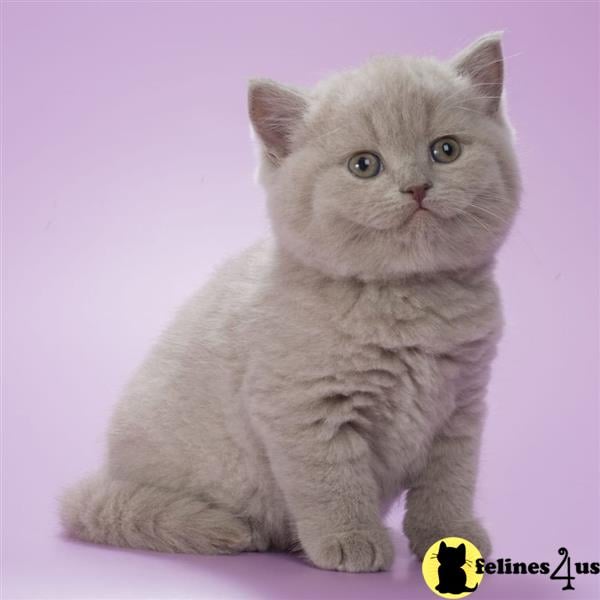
[437,541,467,567]
[249,33,520,280]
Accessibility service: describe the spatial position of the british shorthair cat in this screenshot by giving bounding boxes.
[61,33,519,572]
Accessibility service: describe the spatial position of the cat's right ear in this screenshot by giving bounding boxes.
[248,79,308,165]
[439,541,447,551]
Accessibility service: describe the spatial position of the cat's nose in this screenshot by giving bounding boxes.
[402,182,432,207]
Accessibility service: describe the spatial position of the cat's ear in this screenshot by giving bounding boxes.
[458,543,466,558]
[451,32,504,115]
[439,541,447,551]
[248,79,308,165]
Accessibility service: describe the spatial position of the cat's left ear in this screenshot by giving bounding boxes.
[458,543,466,558]
[451,32,504,115]
[248,79,308,165]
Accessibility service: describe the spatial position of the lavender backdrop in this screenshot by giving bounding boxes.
[3,2,598,599]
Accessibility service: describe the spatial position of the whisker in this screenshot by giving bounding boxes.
[458,209,493,233]
[459,51,523,79]
[454,106,487,115]
[312,126,346,143]
[435,81,509,112]
[467,201,554,277]
[469,203,511,225]
[454,96,502,102]
[441,94,503,109]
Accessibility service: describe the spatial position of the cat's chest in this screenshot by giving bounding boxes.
[323,340,460,501]
[330,275,499,354]
[320,278,499,492]
[288,273,500,429]
[334,341,461,445]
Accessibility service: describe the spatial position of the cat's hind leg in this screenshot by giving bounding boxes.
[59,471,254,554]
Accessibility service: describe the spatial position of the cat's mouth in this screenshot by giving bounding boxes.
[406,207,430,221]
[342,205,435,232]
[388,206,435,230]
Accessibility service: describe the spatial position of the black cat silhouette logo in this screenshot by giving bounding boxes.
[422,537,484,598]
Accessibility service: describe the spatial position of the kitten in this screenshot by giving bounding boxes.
[60,33,520,573]
[435,541,479,594]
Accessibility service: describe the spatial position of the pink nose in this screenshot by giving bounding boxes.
[403,183,432,206]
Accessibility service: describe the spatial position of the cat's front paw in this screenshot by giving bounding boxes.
[302,527,394,573]
[404,517,491,560]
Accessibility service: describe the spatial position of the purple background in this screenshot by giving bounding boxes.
[3,2,599,599]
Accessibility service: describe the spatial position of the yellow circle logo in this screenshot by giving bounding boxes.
[422,537,484,598]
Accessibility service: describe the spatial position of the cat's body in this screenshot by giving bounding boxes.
[61,34,519,572]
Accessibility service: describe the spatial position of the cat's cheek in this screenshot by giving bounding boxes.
[311,183,359,226]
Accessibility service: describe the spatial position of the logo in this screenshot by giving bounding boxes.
[476,547,599,591]
[422,540,599,595]
[422,537,484,598]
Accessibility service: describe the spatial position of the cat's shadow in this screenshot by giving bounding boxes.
[158,530,424,600]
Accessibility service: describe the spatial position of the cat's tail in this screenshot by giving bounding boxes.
[59,471,253,554]
[464,583,479,592]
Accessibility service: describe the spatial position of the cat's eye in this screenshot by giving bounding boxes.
[348,152,382,178]
[430,137,461,163]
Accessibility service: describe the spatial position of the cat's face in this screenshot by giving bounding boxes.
[249,33,520,279]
